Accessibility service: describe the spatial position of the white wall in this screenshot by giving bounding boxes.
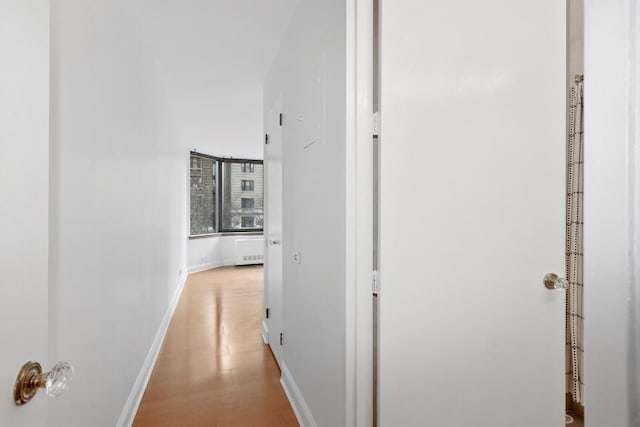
[568,0,584,78]
[49,1,188,425]
[188,236,229,273]
[183,84,264,160]
[264,0,347,425]
[584,0,639,425]
[188,235,263,273]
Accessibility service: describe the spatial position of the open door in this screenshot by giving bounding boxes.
[264,95,284,366]
[0,1,50,424]
[377,1,566,425]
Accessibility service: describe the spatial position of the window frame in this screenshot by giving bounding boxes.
[189,151,264,237]
[240,180,255,191]
[189,153,217,236]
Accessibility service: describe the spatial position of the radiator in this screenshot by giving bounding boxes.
[234,238,264,266]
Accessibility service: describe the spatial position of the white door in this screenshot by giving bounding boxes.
[265,95,284,365]
[0,0,50,425]
[378,1,566,426]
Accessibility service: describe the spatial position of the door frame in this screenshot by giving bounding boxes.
[264,93,284,366]
[584,0,640,424]
[346,0,375,426]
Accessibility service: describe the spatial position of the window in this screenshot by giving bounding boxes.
[222,162,263,231]
[190,154,216,235]
[241,180,254,191]
[241,198,254,209]
[241,216,255,228]
[189,152,263,235]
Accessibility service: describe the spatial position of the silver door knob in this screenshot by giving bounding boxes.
[269,239,281,245]
[14,361,74,406]
[544,273,568,291]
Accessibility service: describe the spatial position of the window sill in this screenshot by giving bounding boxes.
[188,231,264,240]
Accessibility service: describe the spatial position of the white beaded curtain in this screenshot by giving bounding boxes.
[566,75,584,404]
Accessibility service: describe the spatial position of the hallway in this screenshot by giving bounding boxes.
[133,266,298,426]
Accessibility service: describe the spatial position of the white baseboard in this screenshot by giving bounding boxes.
[262,320,269,344]
[117,270,188,427]
[280,362,317,427]
[187,260,223,274]
[187,258,257,274]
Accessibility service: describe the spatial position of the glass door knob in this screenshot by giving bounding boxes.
[544,273,568,291]
[14,361,74,406]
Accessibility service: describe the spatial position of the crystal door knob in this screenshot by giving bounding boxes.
[544,273,568,291]
[14,361,74,406]
[44,362,73,397]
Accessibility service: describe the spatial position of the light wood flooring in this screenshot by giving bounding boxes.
[133,266,298,427]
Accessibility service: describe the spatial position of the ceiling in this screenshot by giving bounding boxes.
[117,0,303,154]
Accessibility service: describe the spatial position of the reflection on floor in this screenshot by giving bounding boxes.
[134,266,298,426]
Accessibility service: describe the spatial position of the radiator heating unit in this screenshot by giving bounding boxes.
[234,238,264,266]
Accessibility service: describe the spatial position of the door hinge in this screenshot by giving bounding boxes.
[266,308,270,319]
[279,332,284,346]
[372,112,380,137]
[372,270,380,295]
[265,134,270,144]
[279,113,283,126]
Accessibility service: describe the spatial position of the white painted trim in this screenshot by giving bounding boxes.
[584,0,639,424]
[187,261,224,274]
[630,2,640,422]
[346,0,375,426]
[280,363,317,427]
[187,258,254,274]
[262,319,269,344]
[116,271,188,427]
[345,0,357,424]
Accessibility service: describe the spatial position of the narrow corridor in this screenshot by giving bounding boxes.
[134,266,297,426]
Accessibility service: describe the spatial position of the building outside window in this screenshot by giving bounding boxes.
[189,155,216,235]
[224,162,263,230]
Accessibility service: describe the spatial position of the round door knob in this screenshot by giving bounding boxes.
[14,361,74,406]
[544,273,568,291]
[44,361,74,397]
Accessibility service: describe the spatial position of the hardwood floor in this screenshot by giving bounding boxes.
[567,412,584,427]
[133,266,298,427]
